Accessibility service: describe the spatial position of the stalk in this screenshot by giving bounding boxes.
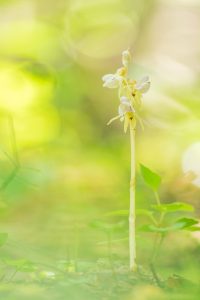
[129,119,137,271]
[102,49,150,272]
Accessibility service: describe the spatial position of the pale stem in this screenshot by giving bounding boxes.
[129,120,137,271]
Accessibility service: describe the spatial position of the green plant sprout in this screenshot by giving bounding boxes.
[139,164,200,284]
[102,49,150,271]
[105,164,200,282]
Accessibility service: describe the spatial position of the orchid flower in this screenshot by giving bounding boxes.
[102,49,150,272]
[107,96,135,133]
[102,50,150,132]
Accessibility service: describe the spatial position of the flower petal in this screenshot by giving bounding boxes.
[119,96,134,116]
[136,76,150,93]
[102,74,114,81]
[120,96,130,105]
[102,74,122,89]
[107,115,121,125]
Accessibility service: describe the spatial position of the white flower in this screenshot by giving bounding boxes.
[107,96,135,132]
[122,49,131,68]
[103,49,150,132]
[135,76,150,94]
[102,73,122,89]
[118,96,134,117]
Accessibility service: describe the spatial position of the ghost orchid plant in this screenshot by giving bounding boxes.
[102,49,150,271]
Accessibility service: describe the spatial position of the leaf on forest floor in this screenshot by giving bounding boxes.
[3,258,37,272]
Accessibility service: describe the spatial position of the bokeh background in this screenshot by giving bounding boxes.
[0,0,200,288]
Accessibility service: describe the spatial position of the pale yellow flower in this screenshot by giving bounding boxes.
[118,96,135,117]
[135,76,150,94]
[103,49,150,132]
[107,96,135,133]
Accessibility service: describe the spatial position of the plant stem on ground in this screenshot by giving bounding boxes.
[102,49,150,272]
[129,120,137,271]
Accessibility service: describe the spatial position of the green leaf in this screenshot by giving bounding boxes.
[136,209,158,225]
[185,226,200,232]
[139,224,171,233]
[3,258,37,272]
[20,261,37,272]
[104,210,129,217]
[139,218,198,233]
[174,217,199,229]
[90,220,125,233]
[140,164,161,190]
[151,202,194,213]
[0,233,8,247]
[136,209,154,218]
[3,258,27,267]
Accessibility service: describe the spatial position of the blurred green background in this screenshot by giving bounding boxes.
[0,0,200,297]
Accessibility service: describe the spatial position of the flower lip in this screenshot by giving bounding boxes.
[119,96,134,117]
[135,76,150,94]
[103,49,150,132]
[102,73,122,89]
[102,74,114,81]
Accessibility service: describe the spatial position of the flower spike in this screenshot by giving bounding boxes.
[102,49,150,272]
[102,49,150,133]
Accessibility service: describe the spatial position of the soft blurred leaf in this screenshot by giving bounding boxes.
[136,209,154,218]
[139,218,198,233]
[20,261,38,273]
[174,217,199,229]
[3,258,37,272]
[186,226,200,231]
[89,220,125,233]
[151,202,194,213]
[139,224,167,233]
[140,164,161,190]
[4,258,28,267]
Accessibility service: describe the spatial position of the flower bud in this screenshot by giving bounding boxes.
[122,49,131,67]
[116,67,127,77]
